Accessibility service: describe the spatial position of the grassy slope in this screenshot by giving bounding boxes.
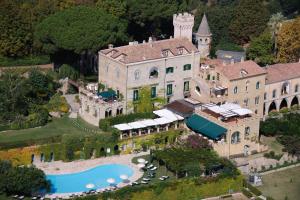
[0,116,100,148]
[258,166,300,200]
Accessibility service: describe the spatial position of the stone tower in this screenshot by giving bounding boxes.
[173,12,194,42]
[195,14,212,58]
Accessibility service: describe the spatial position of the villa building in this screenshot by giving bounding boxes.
[78,12,300,157]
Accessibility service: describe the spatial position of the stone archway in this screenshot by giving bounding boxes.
[279,99,288,110]
[291,96,299,108]
[268,101,277,113]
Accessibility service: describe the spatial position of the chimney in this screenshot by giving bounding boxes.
[241,56,244,62]
[108,44,113,49]
[231,59,234,65]
[170,36,173,39]
[142,40,146,44]
[148,37,153,43]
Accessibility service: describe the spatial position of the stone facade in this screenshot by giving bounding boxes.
[173,13,194,42]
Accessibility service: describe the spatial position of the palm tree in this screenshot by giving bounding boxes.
[267,13,286,55]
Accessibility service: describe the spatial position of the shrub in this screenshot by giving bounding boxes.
[280,107,289,114]
[0,55,50,67]
[247,184,262,196]
[242,188,252,198]
[58,64,79,80]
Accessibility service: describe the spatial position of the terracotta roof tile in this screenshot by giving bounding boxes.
[100,38,198,64]
[204,59,267,81]
[266,62,300,84]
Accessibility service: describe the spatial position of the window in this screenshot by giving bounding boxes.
[244,98,249,106]
[183,64,191,71]
[281,81,289,95]
[231,132,240,144]
[255,96,259,105]
[105,109,112,118]
[212,76,215,80]
[184,81,189,92]
[245,127,250,137]
[166,67,174,74]
[116,107,123,115]
[178,47,183,55]
[216,73,220,81]
[162,50,168,57]
[134,70,140,80]
[195,86,201,94]
[149,67,158,78]
[246,81,250,92]
[151,86,156,98]
[206,74,210,80]
[133,89,139,101]
[295,84,299,93]
[272,89,277,98]
[264,92,267,100]
[116,90,120,99]
[256,81,260,89]
[233,86,238,94]
[167,84,173,95]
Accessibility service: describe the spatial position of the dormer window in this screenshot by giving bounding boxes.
[240,69,248,77]
[178,47,183,55]
[162,50,169,57]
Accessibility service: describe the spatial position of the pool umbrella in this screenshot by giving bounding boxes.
[107,178,115,185]
[120,174,128,181]
[137,158,146,163]
[86,183,95,189]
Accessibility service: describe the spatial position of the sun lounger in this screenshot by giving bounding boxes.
[133,181,139,185]
[145,161,149,165]
[150,167,157,171]
[147,164,154,169]
[162,176,169,179]
[18,196,24,200]
[141,181,148,184]
[13,195,19,199]
[143,178,150,181]
[159,177,165,181]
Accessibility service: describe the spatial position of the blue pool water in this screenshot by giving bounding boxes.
[46,164,133,194]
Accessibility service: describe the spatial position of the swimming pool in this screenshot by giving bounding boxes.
[47,164,134,194]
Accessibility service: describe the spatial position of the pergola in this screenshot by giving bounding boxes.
[113,109,185,139]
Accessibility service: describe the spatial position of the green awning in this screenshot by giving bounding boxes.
[186,114,227,140]
[98,90,116,99]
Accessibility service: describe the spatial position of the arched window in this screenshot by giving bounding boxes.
[231,132,240,144]
[233,86,238,94]
[264,92,267,100]
[281,81,289,95]
[105,108,112,118]
[295,84,299,93]
[195,86,201,95]
[149,67,158,78]
[134,70,141,80]
[256,81,260,89]
[272,89,277,98]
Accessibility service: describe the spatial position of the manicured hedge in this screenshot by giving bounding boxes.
[242,188,253,198]
[99,112,155,131]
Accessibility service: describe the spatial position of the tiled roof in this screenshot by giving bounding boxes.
[100,38,198,64]
[204,59,267,81]
[265,62,300,84]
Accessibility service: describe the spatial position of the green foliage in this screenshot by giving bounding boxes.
[229,0,270,44]
[263,151,283,160]
[99,112,154,130]
[96,0,127,18]
[58,64,79,80]
[247,32,275,66]
[242,188,253,198]
[0,55,50,67]
[47,93,69,113]
[216,40,244,52]
[35,6,128,54]
[0,160,50,196]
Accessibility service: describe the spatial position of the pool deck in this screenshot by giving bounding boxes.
[35,152,149,199]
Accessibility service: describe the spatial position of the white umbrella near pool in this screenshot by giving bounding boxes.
[86,183,95,189]
[137,158,146,163]
[120,174,128,180]
[107,178,116,185]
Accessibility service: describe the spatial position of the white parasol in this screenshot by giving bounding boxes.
[107,178,115,184]
[86,183,95,189]
[120,174,129,180]
[137,158,146,163]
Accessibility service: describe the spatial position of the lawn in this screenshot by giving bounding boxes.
[0,116,101,149]
[258,166,300,200]
[260,135,284,154]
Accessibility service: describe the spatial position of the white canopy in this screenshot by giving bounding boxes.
[232,108,253,116]
[220,111,237,118]
[86,183,95,189]
[202,103,216,109]
[154,117,173,125]
[220,103,241,110]
[127,121,146,129]
[113,123,132,131]
[153,109,184,121]
[107,178,115,184]
[207,106,227,114]
[137,158,146,163]
[214,86,227,91]
[120,174,129,180]
[140,119,159,126]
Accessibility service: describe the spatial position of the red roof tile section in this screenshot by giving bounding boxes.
[265,62,300,84]
[204,59,267,81]
[100,38,198,64]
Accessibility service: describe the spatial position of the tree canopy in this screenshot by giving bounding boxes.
[276,17,300,63]
[229,0,269,44]
[35,6,128,54]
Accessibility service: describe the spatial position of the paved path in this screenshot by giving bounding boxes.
[64,94,80,113]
